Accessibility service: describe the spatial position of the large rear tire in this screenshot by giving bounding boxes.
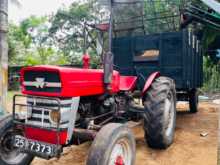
[87,123,136,165]
[0,115,34,165]
[143,76,176,149]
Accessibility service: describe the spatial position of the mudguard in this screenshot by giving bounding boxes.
[119,76,137,91]
[142,72,160,95]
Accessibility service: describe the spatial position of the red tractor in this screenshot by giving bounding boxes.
[0,1,176,165]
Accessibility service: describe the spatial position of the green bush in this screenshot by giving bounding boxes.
[203,56,220,92]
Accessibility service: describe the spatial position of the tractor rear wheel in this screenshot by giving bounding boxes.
[143,76,176,149]
[87,123,136,165]
[0,115,34,165]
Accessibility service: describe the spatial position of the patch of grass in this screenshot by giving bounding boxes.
[7,90,20,112]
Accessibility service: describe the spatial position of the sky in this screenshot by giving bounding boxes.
[9,0,74,23]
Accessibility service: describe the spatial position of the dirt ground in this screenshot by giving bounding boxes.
[31,102,219,165]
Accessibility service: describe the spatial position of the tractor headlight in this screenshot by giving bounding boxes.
[49,108,70,126]
[49,110,61,125]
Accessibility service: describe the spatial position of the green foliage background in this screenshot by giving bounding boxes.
[203,56,220,92]
[202,27,220,92]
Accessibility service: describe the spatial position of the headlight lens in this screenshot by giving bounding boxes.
[49,110,61,124]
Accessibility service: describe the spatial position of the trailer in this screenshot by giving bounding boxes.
[113,29,203,113]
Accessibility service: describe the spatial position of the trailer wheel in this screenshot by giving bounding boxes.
[143,76,176,149]
[189,89,198,113]
[87,123,136,165]
[0,115,34,165]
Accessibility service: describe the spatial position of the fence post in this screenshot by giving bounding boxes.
[0,0,8,115]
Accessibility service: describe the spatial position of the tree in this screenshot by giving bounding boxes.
[0,0,8,114]
[8,16,68,66]
[49,0,104,67]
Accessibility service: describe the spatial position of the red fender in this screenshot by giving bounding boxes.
[119,76,137,91]
[142,72,160,95]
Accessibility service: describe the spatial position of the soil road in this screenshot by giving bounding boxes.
[32,102,219,165]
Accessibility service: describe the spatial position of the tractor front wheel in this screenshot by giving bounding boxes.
[87,123,136,165]
[143,76,176,149]
[0,115,34,165]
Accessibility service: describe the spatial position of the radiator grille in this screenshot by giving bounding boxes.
[26,97,72,128]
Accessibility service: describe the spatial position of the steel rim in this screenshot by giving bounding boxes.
[164,91,175,137]
[0,131,27,164]
[109,138,132,165]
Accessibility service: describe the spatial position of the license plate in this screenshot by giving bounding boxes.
[14,135,54,155]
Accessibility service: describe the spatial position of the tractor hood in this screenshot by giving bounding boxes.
[21,65,120,97]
